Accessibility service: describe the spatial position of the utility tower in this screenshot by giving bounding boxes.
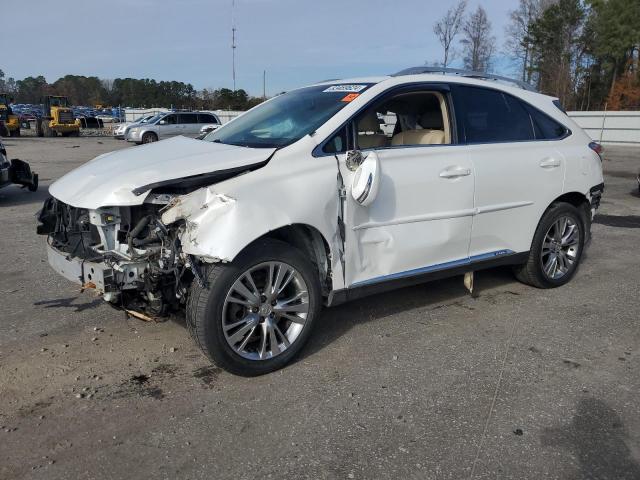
[232,0,237,91]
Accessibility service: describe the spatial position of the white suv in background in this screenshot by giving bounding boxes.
[37,67,604,376]
[126,111,221,144]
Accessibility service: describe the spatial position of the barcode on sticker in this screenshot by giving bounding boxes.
[323,85,368,93]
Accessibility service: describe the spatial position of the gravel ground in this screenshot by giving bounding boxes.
[0,137,639,480]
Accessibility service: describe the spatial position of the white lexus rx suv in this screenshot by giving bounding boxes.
[37,67,604,376]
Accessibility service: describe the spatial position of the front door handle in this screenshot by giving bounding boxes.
[539,157,561,168]
[440,166,471,178]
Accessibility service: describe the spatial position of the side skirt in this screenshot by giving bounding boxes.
[326,251,529,307]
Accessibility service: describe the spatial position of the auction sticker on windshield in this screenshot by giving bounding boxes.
[323,84,368,93]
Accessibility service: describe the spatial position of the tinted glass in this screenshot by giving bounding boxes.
[198,114,218,124]
[178,113,198,124]
[527,107,567,139]
[454,86,534,143]
[163,114,177,125]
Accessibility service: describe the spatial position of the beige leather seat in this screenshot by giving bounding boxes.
[391,110,445,146]
[357,112,388,149]
[391,129,445,146]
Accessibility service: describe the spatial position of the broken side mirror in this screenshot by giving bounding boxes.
[351,151,380,207]
[345,149,364,172]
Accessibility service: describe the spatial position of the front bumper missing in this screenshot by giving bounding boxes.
[47,243,115,292]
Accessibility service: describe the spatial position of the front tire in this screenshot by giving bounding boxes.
[187,239,322,376]
[514,202,585,288]
[141,132,157,144]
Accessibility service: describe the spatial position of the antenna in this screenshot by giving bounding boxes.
[231,0,237,91]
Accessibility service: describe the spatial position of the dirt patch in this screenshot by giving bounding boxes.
[193,366,222,387]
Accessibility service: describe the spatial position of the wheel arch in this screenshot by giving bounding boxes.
[545,191,591,228]
[238,223,334,297]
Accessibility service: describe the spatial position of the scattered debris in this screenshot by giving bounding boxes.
[124,309,155,322]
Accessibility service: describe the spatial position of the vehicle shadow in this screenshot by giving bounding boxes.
[541,397,640,479]
[300,266,519,360]
[0,184,49,208]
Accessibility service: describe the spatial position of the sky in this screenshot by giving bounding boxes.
[3,0,516,96]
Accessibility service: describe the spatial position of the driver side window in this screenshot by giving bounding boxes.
[356,90,451,150]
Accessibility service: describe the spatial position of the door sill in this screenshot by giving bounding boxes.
[326,251,529,306]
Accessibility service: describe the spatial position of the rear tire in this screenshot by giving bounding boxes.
[142,132,157,144]
[514,202,585,288]
[187,239,322,376]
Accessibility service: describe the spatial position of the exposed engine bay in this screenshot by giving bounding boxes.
[36,195,204,316]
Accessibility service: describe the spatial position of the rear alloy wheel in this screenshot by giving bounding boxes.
[514,202,585,288]
[141,132,157,144]
[540,216,580,280]
[187,239,321,376]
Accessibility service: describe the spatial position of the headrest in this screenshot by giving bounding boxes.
[358,112,381,133]
[419,110,443,130]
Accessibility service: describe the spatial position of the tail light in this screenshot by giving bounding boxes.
[589,141,603,161]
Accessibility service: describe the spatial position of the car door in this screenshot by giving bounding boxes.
[451,84,566,258]
[157,114,180,139]
[330,86,475,288]
[177,113,199,136]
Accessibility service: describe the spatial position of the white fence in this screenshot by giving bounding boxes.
[124,108,243,124]
[568,111,640,146]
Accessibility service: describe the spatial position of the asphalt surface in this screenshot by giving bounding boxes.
[0,137,639,480]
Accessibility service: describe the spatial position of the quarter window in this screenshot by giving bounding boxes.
[199,114,219,124]
[527,106,568,140]
[453,86,534,143]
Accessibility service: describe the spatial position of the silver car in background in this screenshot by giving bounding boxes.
[113,114,156,140]
[126,112,221,144]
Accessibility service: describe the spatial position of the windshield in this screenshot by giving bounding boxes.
[204,84,372,148]
[49,97,69,107]
[143,114,163,125]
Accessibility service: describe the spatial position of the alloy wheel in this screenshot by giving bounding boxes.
[541,215,580,280]
[221,261,310,361]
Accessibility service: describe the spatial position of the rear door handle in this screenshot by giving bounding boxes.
[440,166,471,178]
[539,157,561,168]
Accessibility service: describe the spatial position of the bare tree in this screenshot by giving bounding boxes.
[461,6,495,72]
[505,0,544,82]
[433,0,467,68]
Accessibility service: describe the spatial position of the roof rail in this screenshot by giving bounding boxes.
[392,66,536,92]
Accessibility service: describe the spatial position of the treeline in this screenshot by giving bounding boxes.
[434,0,640,110]
[507,0,639,110]
[0,70,264,110]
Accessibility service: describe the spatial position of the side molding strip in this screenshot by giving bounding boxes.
[353,201,533,231]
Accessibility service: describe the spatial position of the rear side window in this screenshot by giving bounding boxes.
[198,114,219,124]
[527,106,568,140]
[178,113,198,124]
[453,85,534,143]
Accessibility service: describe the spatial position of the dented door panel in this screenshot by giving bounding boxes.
[339,145,474,287]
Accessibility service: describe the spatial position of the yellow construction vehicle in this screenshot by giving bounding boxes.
[0,93,21,137]
[35,95,80,137]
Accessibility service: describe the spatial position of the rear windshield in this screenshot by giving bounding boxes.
[204,84,372,148]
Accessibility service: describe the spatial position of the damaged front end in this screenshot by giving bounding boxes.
[36,195,197,316]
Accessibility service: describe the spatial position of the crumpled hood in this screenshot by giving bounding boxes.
[49,136,275,209]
